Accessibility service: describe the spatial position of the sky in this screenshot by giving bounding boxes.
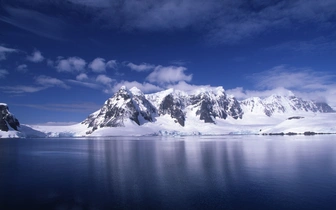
[0,0,336,124]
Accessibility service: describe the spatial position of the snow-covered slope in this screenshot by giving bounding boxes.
[261,113,336,134]
[3,87,335,138]
[82,86,157,134]
[241,93,333,117]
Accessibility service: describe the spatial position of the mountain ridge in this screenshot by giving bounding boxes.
[81,86,334,134]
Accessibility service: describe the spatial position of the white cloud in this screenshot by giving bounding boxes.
[67,79,101,89]
[146,65,192,84]
[35,75,69,89]
[17,64,28,72]
[250,65,335,91]
[76,73,88,81]
[113,81,162,93]
[167,81,214,92]
[226,86,336,110]
[96,74,113,85]
[106,60,117,69]
[27,50,44,62]
[226,87,296,100]
[89,57,106,73]
[0,69,9,78]
[0,85,46,93]
[226,65,336,109]
[0,46,18,60]
[56,57,86,72]
[126,62,156,72]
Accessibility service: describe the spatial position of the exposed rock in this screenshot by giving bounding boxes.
[0,103,20,131]
[82,87,156,133]
[159,94,185,126]
[241,94,334,117]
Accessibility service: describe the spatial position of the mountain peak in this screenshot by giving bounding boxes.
[129,86,143,96]
[119,85,127,90]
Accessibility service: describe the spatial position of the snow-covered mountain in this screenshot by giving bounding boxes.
[82,87,333,132]
[81,86,245,133]
[2,86,335,138]
[69,86,334,136]
[82,87,157,134]
[0,103,20,132]
[240,93,333,117]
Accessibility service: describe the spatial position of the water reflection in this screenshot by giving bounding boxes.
[0,136,336,209]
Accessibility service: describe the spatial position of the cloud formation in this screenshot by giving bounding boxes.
[250,65,336,91]
[0,46,18,60]
[2,1,335,45]
[146,65,192,85]
[56,57,86,73]
[0,85,46,94]
[167,81,215,93]
[67,79,101,89]
[35,75,69,89]
[96,74,113,85]
[89,58,106,73]
[126,62,156,72]
[17,64,28,72]
[60,0,336,44]
[113,81,162,93]
[0,6,67,40]
[76,73,88,81]
[226,64,336,108]
[106,60,117,69]
[27,50,44,62]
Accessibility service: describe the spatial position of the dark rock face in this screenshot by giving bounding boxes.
[190,91,243,124]
[82,87,156,133]
[315,102,334,113]
[82,86,334,134]
[159,94,185,126]
[0,104,20,131]
[83,87,245,134]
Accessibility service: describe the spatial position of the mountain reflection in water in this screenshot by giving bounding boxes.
[0,136,336,210]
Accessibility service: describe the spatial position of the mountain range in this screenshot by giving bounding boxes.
[1,86,335,137]
[81,86,333,134]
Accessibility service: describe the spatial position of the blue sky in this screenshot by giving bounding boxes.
[1,0,336,124]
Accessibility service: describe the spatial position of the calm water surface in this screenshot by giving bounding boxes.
[1,136,336,210]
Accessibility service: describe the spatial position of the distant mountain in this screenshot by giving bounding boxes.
[81,86,335,134]
[0,103,20,132]
[240,93,334,117]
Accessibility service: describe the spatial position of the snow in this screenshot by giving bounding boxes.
[1,86,335,138]
[1,111,335,138]
[262,113,336,134]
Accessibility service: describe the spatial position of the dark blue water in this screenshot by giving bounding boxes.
[1,136,336,210]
